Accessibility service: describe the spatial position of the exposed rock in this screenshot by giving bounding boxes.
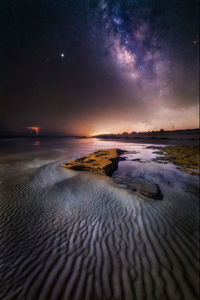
[162,145,200,175]
[139,182,162,199]
[153,160,168,164]
[149,145,199,175]
[62,149,124,176]
[152,151,164,155]
[113,175,163,200]
[146,146,163,149]
[152,156,168,164]
[177,167,200,176]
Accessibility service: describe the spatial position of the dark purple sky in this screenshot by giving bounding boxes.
[0,0,199,136]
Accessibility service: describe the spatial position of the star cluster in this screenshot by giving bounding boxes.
[95,0,198,101]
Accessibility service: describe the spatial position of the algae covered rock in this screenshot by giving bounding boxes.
[62,149,123,176]
[162,145,200,175]
[148,145,199,175]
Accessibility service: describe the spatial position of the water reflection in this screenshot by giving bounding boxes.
[32,140,40,146]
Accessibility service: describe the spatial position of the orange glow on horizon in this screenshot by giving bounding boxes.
[90,125,199,136]
[26,126,40,134]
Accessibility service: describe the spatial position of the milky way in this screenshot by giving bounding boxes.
[0,0,199,135]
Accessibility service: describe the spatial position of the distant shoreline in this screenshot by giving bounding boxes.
[93,128,200,146]
[0,128,199,146]
[97,138,199,146]
[0,128,199,140]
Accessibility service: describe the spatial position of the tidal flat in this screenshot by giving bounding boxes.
[0,138,199,300]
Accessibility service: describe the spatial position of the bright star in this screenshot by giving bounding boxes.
[60,53,65,58]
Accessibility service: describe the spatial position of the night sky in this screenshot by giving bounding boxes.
[0,0,199,136]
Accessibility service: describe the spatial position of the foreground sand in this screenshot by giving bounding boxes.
[0,143,199,300]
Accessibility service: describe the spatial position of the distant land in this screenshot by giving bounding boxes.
[0,129,199,145]
[92,128,200,138]
[92,128,200,145]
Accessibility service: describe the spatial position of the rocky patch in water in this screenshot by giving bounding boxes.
[113,175,163,200]
[62,149,125,176]
[147,145,200,175]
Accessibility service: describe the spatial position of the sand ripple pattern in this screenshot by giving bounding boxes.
[0,162,199,300]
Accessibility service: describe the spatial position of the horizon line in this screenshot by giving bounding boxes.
[0,128,199,139]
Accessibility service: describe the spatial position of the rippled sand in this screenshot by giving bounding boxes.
[0,139,199,300]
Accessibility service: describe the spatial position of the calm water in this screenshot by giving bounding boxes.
[0,136,199,196]
[0,137,162,180]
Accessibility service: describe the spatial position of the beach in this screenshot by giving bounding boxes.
[0,138,199,300]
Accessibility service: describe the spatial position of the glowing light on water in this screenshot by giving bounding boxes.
[32,140,40,146]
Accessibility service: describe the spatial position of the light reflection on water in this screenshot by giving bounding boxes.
[0,137,164,167]
[0,137,198,193]
[32,140,40,146]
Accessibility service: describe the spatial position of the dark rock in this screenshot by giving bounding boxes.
[113,175,163,200]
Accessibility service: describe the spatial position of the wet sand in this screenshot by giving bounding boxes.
[0,139,199,300]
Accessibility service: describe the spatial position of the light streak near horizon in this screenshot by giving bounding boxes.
[26,127,40,134]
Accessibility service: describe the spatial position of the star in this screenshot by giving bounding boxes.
[60,53,65,58]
